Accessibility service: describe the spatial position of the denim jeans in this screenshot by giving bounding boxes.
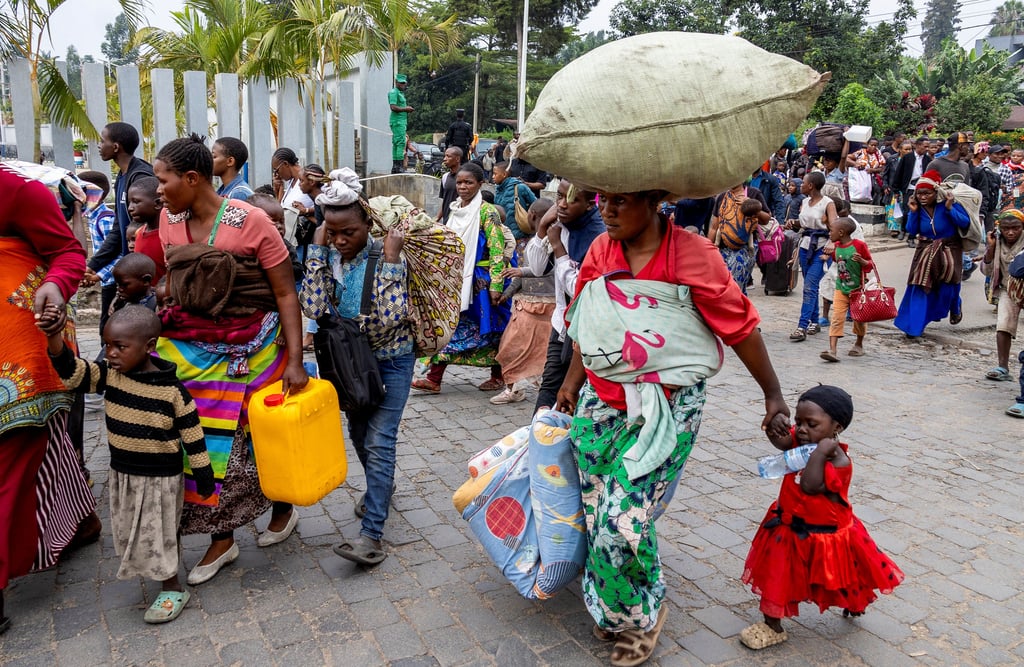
[798,246,826,330]
[345,351,415,542]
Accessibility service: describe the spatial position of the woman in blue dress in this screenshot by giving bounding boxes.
[894,170,971,337]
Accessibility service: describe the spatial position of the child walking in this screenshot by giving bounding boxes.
[126,175,166,282]
[821,217,874,362]
[740,385,903,650]
[40,305,214,624]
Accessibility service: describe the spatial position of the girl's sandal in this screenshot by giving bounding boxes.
[593,625,617,642]
[739,622,788,650]
[143,590,190,624]
[789,328,806,342]
[609,606,667,667]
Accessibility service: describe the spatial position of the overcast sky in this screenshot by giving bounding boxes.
[44,0,1006,62]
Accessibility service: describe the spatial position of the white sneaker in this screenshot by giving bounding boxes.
[490,387,526,405]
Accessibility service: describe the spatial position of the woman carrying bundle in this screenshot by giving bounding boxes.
[555,188,790,667]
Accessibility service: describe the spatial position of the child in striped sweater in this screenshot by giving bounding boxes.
[40,304,213,625]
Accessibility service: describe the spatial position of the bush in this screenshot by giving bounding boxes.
[830,83,887,133]
[933,75,1015,133]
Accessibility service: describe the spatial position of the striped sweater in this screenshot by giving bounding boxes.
[50,346,214,495]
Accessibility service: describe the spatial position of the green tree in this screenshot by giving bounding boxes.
[989,0,1024,37]
[830,82,887,130]
[733,0,916,117]
[102,12,140,66]
[448,0,599,59]
[64,45,96,100]
[556,30,613,64]
[922,0,961,62]
[0,0,145,159]
[933,74,1016,131]
[609,0,729,36]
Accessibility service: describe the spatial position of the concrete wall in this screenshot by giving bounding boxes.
[363,173,442,218]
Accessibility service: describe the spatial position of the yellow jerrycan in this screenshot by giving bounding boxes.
[249,378,347,506]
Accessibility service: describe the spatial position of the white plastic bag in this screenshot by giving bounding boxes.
[848,168,873,203]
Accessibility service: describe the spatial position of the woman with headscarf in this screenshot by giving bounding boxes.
[412,163,512,393]
[299,168,413,566]
[154,135,308,585]
[894,170,971,337]
[554,188,790,667]
[0,163,97,633]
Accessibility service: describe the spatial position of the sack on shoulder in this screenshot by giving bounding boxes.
[937,178,983,252]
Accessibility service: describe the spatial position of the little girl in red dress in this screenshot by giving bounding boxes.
[740,385,904,650]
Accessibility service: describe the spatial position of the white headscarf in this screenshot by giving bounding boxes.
[316,168,363,207]
[446,190,483,311]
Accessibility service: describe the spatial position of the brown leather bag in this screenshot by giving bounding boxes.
[513,186,533,234]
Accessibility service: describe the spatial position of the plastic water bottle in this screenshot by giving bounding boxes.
[757,443,818,479]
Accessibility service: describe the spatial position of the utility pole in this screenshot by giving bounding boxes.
[472,53,480,136]
[517,0,530,132]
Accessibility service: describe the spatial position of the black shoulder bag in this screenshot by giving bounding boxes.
[314,241,387,412]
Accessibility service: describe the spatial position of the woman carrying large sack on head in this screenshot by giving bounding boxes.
[554,189,791,666]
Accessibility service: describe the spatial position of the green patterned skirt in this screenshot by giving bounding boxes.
[569,380,707,632]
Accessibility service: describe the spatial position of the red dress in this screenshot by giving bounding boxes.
[742,442,904,618]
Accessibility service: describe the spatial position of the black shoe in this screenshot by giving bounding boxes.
[896,231,906,241]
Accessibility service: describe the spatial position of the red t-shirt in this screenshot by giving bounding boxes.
[574,223,760,409]
[134,226,166,283]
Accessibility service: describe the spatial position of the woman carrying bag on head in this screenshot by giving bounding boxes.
[300,168,414,566]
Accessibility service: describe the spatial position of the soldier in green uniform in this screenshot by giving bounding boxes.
[388,74,413,174]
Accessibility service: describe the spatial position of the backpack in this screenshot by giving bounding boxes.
[936,176,984,252]
[313,241,386,412]
[756,219,785,264]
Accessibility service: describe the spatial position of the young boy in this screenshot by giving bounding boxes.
[39,304,214,624]
[126,176,165,282]
[110,252,158,315]
[213,137,254,202]
[982,211,1024,396]
[819,197,863,326]
[821,217,874,362]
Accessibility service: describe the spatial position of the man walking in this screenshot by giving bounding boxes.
[388,74,413,174]
[437,147,462,224]
[444,109,473,164]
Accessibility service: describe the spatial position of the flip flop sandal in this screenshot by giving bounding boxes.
[739,622,788,650]
[986,366,1011,381]
[806,323,821,335]
[847,348,865,357]
[410,378,441,394]
[333,536,387,566]
[593,625,617,642]
[477,378,504,391]
[820,351,840,363]
[609,606,667,667]
[949,311,963,325]
[1006,402,1024,418]
[789,328,806,342]
[144,590,190,624]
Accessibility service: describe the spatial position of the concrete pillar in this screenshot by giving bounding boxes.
[151,68,176,153]
[82,61,108,180]
[8,59,34,162]
[277,78,304,156]
[116,65,143,156]
[50,60,75,170]
[183,71,207,140]
[336,80,355,170]
[359,52,394,176]
[246,78,272,188]
[215,72,240,140]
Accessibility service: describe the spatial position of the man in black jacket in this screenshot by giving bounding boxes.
[83,122,154,334]
[444,109,473,164]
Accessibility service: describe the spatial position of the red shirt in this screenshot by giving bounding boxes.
[0,164,85,300]
[134,226,166,283]
[575,222,760,409]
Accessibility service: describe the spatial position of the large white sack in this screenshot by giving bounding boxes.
[517,32,829,197]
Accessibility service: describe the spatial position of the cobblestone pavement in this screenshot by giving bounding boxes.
[2,262,1021,667]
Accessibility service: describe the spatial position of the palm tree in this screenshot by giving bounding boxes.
[990,0,1024,37]
[0,0,145,159]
